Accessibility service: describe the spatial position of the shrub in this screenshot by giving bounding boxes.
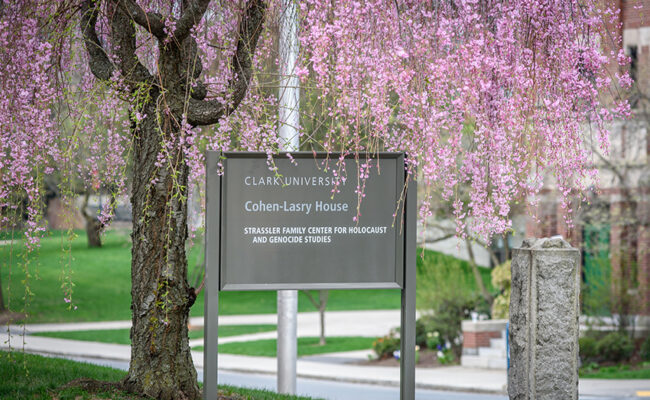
[596,332,634,362]
[418,296,476,358]
[415,318,428,348]
[415,317,444,350]
[417,257,482,358]
[372,329,400,360]
[491,260,511,319]
[579,336,598,362]
[641,336,650,362]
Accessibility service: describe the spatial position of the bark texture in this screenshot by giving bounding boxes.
[124,100,198,399]
[79,1,266,398]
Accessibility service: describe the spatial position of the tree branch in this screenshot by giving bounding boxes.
[416,233,455,245]
[112,0,165,40]
[80,0,115,81]
[186,0,266,126]
[301,290,320,309]
[591,143,629,194]
[108,2,153,86]
[174,0,211,42]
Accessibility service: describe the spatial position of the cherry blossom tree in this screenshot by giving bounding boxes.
[0,0,630,398]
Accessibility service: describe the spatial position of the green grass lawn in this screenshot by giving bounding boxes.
[1,229,492,323]
[0,351,316,399]
[580,362,650,379]
[194,336,375,357]
[33,324,277,345]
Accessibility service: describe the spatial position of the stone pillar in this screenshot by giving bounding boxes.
[508,237,581,400]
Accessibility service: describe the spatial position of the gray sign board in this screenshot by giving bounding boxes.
[210,151,406,290]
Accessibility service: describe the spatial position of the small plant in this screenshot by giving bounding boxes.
[426,330,442,350]
[393,346,421,364]
[372,329,400,360]
[579,336,599,362]
[641,336,650,362]
[579,361,600,375]
[436,344,454,365]
[596,332,634,362]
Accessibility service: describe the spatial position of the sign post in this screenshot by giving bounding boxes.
[203,151,416,399]
[277,0,301,393]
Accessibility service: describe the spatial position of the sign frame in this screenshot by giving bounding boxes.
[203,151,417,399]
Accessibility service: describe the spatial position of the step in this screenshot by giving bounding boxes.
[461,354,507,369]
[478,346,507,358]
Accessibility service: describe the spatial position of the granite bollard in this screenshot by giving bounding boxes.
[508,237,581,400]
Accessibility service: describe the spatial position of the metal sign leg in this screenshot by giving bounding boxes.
[400,178,417,400]
[204,151,222,400]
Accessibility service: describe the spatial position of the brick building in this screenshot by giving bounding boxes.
[526,1,650,319]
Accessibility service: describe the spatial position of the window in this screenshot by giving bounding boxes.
[628,45,638,82]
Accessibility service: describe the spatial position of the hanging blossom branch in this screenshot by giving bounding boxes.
[297,0,632,240]
[1,0,635,247]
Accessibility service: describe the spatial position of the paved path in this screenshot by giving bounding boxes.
[3,311,650,397]
[12,310,402,337]
[0,330,508,394]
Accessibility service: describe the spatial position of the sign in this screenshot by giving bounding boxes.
[211,151,406,290]
[203,151,417,400]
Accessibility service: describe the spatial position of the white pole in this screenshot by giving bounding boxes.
[277,0,299,395]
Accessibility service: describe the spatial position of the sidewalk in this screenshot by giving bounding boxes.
[3,312,649,397]
[10,310,402,337]
[0,330,507,394]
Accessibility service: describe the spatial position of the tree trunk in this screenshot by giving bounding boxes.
[85,217,102,248]
[0,276,5,312]
[81,193,102,248]
[465,238,494,304]
[318,290,328,346]
[302,290,329,345]
[122,100,199,400]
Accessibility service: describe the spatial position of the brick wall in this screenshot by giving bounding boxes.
[463,331,502,350]
[623,0,650,30]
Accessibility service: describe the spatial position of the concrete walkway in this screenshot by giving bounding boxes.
[12,310,402,337]
[3,311,649,397]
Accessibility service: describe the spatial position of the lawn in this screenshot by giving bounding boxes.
[0,351,316,399]
[0,229,492,323]
[580,363,650,379]
[33,324,277,345]
[194,336,376,357]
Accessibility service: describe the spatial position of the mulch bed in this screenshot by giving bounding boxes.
[356,349,458,368]
[0,311,27,325]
